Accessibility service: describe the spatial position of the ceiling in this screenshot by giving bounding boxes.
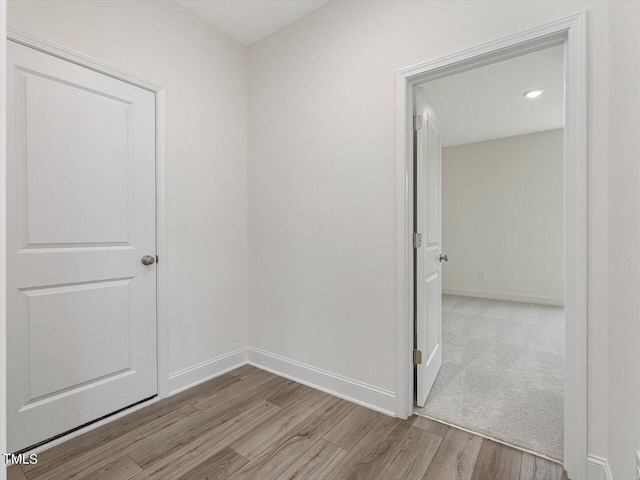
[175,0,332,45]
[421,45,564,147]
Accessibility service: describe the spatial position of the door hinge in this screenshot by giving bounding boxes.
[413,115,423,130]
[413,349,423,365]
[413,232,422,248]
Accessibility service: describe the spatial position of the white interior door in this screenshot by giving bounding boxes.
[7,41,158,452]
[415,86,443,408]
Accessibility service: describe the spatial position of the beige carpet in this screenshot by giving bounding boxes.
[415,294,564,460]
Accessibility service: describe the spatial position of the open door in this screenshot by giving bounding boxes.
[415,86,444,408]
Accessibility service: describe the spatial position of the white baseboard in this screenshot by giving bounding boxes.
[587,455,613,480]
[443,287,564,306]
[247,347,396,416]
[167,347,396,416]
[168,347,248,395]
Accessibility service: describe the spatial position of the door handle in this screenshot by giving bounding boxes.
[439,254,448,262]
[141,255,155,265]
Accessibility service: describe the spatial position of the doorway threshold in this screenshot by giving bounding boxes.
[412,409,563,466]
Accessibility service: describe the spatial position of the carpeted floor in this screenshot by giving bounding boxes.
[415,294,564,460]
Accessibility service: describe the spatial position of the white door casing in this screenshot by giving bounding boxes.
[396,14,586,479]
[414,87,443,408]
[7,41,158,452]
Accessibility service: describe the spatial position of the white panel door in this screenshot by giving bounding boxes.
[415,87,443,408]
[7,41,157,452]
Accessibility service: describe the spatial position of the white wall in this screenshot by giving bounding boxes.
[607,1,640,477]
[248,0,615,473]
[6,0,250,377]
[441,129,564,304]
[0,1,7,478]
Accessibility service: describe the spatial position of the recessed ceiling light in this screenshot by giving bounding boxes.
[524,89,544,99]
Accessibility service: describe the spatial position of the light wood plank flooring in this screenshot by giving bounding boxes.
[8,366,568,480]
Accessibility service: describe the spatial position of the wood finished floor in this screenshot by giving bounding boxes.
[8,366,568,480]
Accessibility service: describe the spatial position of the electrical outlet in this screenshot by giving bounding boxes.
[478,271,485,280]
[636,450,640,480]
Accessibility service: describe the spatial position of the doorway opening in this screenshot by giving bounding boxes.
[413,44,565,462]
[395,13,587,480]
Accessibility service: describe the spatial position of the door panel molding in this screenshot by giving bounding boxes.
[4,26,169,440]
[395,12,587,480]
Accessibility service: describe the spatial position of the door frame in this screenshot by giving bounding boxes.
[394,12,587,479]
[3,26,170,418]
